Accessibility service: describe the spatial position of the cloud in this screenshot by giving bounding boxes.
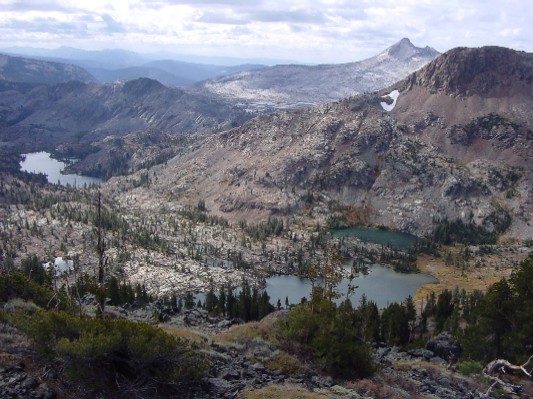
[1,0,78,13]
[0,0,531,63]
[197,8,328,25]
[101,14,125,33]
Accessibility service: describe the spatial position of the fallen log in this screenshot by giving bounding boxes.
[480,355,533,398]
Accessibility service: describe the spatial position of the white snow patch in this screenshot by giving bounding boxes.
[43,257,74,275]
[380,90,400,111]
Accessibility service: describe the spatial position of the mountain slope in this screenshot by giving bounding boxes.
[132,46,533,240]
[0,77,250,151]
[196,38,440,111]
[0,53,95,85]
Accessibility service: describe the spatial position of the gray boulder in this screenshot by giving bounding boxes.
[426,332,462,361]
[408,348,435,360]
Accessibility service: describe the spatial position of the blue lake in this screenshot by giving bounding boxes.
[20,151,102,187]
[195,264,437,309]
[266,264,437,308]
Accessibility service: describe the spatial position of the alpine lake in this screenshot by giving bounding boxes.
[205,228,437,308]
[20,151,102,187]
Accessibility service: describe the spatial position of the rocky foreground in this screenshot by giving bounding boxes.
[2,300,527,399]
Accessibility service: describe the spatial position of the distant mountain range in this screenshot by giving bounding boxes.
[86,61,265,87]
[196,38,440,111]
[2,39,438,93]
[1,46,266,87]
[0,38,441,154]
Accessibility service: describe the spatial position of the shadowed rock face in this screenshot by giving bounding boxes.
[137,46,532,240]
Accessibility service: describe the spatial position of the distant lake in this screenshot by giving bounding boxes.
[331,227,418,250]
[20,152,101,187]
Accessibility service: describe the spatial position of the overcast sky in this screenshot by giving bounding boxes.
[0,0,531,64]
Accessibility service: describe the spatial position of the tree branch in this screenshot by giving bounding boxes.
[481,355,533,398]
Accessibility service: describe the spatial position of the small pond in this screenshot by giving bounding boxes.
[20,151,102,187]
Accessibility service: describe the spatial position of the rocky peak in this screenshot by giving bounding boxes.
[403,46,533,96]
[382,38,440,60]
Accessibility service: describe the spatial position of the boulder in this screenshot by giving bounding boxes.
[408,348,435,360]
[426,332,462,361]
[311,375,333,388]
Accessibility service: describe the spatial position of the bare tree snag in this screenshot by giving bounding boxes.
[485,355,533,378]
[96,191,108,318]
[481,355,533,398]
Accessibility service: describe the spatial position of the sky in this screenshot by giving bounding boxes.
[0,0,531,64]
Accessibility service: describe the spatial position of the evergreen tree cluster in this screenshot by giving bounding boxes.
[203,280,275,322]
[239,217,284,242]
[417,255,533,364]
[432,219,498,245]
[281,288,378,378]
[105,276,153,306]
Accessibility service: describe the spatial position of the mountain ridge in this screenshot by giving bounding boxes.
[130,45,532,240]
[196,38,440,111]
[1,47,267,87]
[0,77,250,154]
[0,53,96,85]
[398,45,533,97]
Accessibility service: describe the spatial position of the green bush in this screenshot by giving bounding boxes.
[10,310,207,394]
[456,360,484,376]
[0,271,54,308]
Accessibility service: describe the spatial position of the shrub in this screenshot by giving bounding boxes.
[0,271,54,308]
[264,351,307,376]
[9,310,207,396]
[456,360,484,376]
[3,298,40,314]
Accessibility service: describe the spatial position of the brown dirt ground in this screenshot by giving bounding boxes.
[414,249,531,301]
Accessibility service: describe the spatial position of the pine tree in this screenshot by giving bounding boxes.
[217,287,226,316]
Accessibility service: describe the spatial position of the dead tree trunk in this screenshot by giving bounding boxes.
[96,191,108,318]
[481,355,533,398]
